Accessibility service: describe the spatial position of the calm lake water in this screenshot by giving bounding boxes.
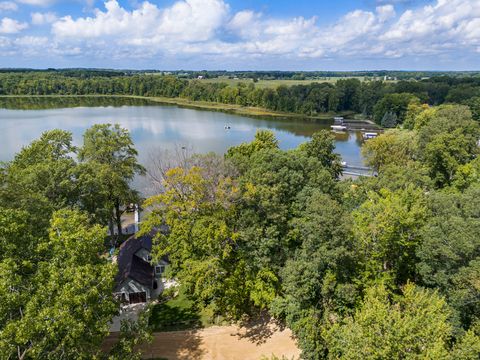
[0,97,365,191]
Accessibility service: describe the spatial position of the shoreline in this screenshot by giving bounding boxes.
[0,94,357,121]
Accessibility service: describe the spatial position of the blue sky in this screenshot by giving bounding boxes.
[0,0,479,70]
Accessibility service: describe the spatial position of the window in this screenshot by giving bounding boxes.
[155,265,165,275]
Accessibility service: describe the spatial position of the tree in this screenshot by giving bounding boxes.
[140,163,248,317]
[78,124,145,244]
[325,283,478,359]
[403,102,430,130]
[464,96,480,121]
[0,209,117,360]
[417,105,480,188]
[362,129,417,171]
[373,93,419,125]
[0,130,78,231]
[226,129,279,162]
[451,158,480,191]
[352,186,427,286]
[416,188,480,291]
[403,103,435,130]
[299,131,343,178]
[449,259,480,330]
[423,130,478,187]
[380,111,398,128]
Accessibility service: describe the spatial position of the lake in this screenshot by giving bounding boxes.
[0,97,365,191]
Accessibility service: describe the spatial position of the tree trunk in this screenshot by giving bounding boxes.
[115,199,123,240]
[108,218,116,248]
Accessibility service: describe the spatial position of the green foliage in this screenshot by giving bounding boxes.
[79,124,145,243]
[362,129,417,170]
[0,125,145,359]
[325,283,453,359]
[107,307,152,360]
[417,105,480,187]
[300,131,343,178]
[3,72,480,117]
[3,90,480,358]
[226,129,279,160]
[416,188,480,291]
[0,130,78,231]
[464,96,480,120]
[141,162,247,317]
[373,93,419,125]
[352,186,428,286]
[380,111,398,128]
[0,209,117,360]
[449,259,480,330]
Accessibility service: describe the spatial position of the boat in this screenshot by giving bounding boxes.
[224,125,231,130]
[362,132,378,140]
[331,125,347,131]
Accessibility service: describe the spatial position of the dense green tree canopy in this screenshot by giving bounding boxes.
[0,125,146,359]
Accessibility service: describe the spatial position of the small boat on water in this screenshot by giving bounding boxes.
[331,125,347,131]
[224,125,231,130]
[363,132,378,140]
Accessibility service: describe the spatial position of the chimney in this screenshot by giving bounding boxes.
[134,204,139,233]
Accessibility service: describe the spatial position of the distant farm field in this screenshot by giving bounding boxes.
[193,76,374,88]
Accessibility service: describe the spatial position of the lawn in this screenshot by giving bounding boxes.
[149,287,215,332]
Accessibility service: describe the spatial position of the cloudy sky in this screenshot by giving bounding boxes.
[0,0,479,70]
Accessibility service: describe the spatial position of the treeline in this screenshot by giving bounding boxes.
[140,103,480,358]
[178,70,480,80]
[1,73,480,123]
[3,68,480,79]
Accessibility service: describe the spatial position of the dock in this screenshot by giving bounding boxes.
[341,164,376,178]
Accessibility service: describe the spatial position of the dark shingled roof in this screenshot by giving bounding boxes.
[116,234,154,287]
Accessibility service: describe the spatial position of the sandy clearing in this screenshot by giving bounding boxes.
[105,321,301,360]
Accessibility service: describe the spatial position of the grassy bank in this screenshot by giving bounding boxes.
[142,95,355,120]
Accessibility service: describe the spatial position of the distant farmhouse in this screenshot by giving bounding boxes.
[114,233,169,304]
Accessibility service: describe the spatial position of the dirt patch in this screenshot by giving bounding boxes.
[106,320,300,360]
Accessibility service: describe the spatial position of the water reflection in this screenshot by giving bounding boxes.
[0,99,365,171]
[0,96,158,110]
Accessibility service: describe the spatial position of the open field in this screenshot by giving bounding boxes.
[104,320,301,360]
[194,76,373,88]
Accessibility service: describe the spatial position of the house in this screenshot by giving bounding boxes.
[114,233,169,304]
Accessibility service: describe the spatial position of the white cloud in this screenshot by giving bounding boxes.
[14,35,48,46]
[0,1,17,11]
[0,17,28,33]
[376,5,396,22]
[17,0,55,6]
[52,0,229,43]
[31,11,57,25]
[379,0,480,56]
[2,0,480,67]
